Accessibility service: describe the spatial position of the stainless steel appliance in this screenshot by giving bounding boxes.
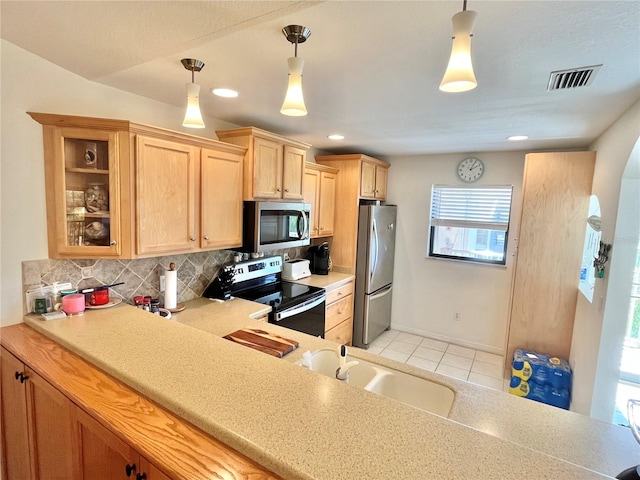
[204,256,326,337]
[243,201,311,252]
[353,204,397,348]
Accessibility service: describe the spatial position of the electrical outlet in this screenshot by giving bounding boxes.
[160,275,165,292]
[453,312,461,321]
[195,265,203,275]
[81,267,92,278]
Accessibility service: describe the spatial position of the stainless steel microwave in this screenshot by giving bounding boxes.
[243,201,311,252]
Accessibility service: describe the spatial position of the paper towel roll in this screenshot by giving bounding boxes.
[164,268,177,310]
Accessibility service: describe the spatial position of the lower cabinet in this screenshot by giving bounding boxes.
[75,407,168,480]
[1,347,171,480]
[324,280,354,345]
[1,348,74,480]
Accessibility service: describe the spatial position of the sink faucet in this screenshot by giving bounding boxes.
[335,344,359,381]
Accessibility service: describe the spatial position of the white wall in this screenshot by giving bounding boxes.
[570,99,640,418]
[385,152,525,354]
[0,40,244,326]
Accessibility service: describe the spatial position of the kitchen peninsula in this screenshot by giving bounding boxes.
[2,298,638,479]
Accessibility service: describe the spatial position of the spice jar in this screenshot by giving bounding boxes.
[150,299,160,315]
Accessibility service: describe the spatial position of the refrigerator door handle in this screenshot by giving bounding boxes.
[370,218,379,283]
[370,284,393,300]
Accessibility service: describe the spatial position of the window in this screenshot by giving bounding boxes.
[428,185,513,265]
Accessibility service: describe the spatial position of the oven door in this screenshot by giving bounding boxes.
[272,293,326,338]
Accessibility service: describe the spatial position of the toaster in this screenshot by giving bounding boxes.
[282,259,312,281]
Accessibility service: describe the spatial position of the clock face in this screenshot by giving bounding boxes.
[457,157,484,183]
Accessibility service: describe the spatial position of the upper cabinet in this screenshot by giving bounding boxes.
[360,157,388,200]
[216,127,310,201]
[315,154,390,273]
[29,113,246,259]
[304,162,338,238]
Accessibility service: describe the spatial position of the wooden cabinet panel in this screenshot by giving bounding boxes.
[507,151,596,363]
[360,161,377,198]
[325,317,353,346]
[201,148,243,249]
[1,348,31,480]
[74,407,139,480]
[326,295,354,331]
[325,281,355,306]
[140,457,172,480]
[318,171,336,236]
[135,136,199,256]
[26,367,75,479]
[282,146,305,200]
[304,167,321,236]
[374,165,388,200]
[253,137,283,199]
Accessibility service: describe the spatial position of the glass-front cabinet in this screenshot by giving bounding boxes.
[59,129,120,255]
[36,118,125,258]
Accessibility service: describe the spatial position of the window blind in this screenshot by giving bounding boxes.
[430,185,513,231]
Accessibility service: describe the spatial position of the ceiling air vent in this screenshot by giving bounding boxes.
[547,65,602,91]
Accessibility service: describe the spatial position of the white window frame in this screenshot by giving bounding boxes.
[428,185,514,265]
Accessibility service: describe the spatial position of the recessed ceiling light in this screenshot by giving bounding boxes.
[210,88,238,98]
[327,134,344,140]
[508,135,529,141]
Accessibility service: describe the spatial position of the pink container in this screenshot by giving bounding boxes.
[61,293,85,315]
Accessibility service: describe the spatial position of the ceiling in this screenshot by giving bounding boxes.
[2,1,639,158]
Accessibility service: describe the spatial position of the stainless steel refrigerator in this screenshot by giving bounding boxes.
[353,204,397,348]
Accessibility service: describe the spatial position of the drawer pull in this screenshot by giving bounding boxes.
[125,463,136,477]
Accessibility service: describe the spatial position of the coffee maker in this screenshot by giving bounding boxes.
[309,242,330,275]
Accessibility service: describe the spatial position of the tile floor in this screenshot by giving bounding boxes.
[364,329,508,392]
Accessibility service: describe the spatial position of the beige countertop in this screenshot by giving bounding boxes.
[23,297,638,480]
[287,271,354,290]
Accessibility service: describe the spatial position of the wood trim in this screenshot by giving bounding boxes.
[216,127,311,150]
[1,324,281,480]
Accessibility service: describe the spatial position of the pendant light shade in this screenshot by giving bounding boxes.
[280,25,310,117]
[439,6,478,93]
[281,56,307,116]
[181,58,205,128]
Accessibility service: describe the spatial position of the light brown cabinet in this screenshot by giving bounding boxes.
[74,407,169,480]
[29,113,246,259]
[216,127,310,201]
[303,163,338,238]
[315,154,390,273]
[360,158,388,200]
[1,347,75,480]
[1,324,279,480]
[324,280,354,345]
[506,151,596,365]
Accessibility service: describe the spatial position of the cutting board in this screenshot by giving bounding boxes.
[223,328,299,357]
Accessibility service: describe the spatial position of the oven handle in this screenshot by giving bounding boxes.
[275,294,326,322]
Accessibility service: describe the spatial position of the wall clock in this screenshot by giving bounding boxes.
[457,157,484,183]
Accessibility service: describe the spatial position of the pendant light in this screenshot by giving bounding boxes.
[280,25,311,116]
[439,0,478,93]
[181,58,205,128]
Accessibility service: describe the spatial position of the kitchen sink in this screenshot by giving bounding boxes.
[297,349,455,417]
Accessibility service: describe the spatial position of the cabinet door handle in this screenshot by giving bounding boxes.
[136,474,147,480]
[284,188,289,192]
[204,235,209,241]
[125,463,136,477]
[14,372,29,383]
[110,240,117,246]
[190,236,196,242]
[277,188,282,192]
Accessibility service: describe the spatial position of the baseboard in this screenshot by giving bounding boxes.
[389,323,505,356]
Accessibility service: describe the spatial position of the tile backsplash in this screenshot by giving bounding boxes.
[22,247,309,313]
